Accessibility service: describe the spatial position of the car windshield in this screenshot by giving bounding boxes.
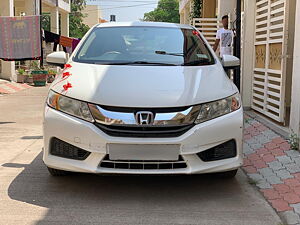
[73,26,215,66]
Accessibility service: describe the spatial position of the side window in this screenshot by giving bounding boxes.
[184,30,213,63]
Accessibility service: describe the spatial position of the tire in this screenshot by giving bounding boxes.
[216,169,238,178]
[47,167,69,176]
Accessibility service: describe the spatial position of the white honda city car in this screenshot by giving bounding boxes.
[44,22,243,177]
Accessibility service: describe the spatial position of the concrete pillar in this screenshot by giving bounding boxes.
[51,7,59,51]
[218,0,236,21]
[180,12,184,24]
[241,0,255,108]
[0,0,13,16]
[0,0,15,81]
[51,7,59,34]
[202,0,216,18]
[183,3,190,25]
[61,12,69,37]
[290,1,300,137]
[183,6,188,24]
[24,0,36,15]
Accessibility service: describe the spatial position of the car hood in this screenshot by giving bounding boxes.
[50,62,238,107]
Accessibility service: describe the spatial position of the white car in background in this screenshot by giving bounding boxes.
[44,21,243,178]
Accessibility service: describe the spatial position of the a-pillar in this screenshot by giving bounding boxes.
[61,12,69,37]
[0,0,15,81]
[290,1,300,144]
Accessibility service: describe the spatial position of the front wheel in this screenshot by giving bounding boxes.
[47,167,69,176]
[216,169,238,178]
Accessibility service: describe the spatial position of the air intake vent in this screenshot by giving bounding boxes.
[197,140,236,162]
[99,155,187,170]
[95,123,194,138]
[50,137,91,160]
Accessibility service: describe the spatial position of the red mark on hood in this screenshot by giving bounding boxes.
[63,82,72,91]
[62,71,71,78]
[64,64,72,69]
[62,64,72,73]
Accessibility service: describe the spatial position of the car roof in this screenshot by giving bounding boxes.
[96,21,193,29]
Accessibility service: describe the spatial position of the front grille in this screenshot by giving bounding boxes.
[197,140,237,162]
[90,104,199,138]
[50,137,91,160]
[100,105,191,113]
[99,155,187,170]
[95,123,194,138]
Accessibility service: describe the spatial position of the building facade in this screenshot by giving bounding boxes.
[82,5,102,28]
[180,0,237,25]
[179,0,300,141]
[0,0,71,81]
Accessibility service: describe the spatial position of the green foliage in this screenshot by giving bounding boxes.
[42,13,50,31]
[288,130,299,150]
[30,61,41,70]
[17,68,25,75]
[248,178,259,185]
[69,0,90,38]
[48,69,57,75]
[244,118,251,124]
[191,0,202,19]
[143,0,180,23]
[41,0,89,38]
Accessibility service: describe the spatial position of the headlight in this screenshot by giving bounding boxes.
[195,93,241,124]
[47,90,94,122]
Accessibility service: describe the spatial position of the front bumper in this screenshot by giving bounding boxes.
[43,106,243,174]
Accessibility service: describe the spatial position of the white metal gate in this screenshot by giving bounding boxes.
[241,12,245,78]
[252,0,289,122]
[192,18,223,46]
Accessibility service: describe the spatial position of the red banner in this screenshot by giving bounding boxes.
[0,16,41,60]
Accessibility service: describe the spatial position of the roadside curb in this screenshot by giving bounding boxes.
[243,113,300,225]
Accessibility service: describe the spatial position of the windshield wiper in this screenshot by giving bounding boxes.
[96,61,178,66]
[128,61,178,66]
[182,58,211,66]
[155,51,184,57]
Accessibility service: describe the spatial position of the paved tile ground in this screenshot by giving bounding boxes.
[0,79,32,94]
[243,113,300,225]
[0,86,282,225]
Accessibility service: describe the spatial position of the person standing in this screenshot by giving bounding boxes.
[213,15,234,58]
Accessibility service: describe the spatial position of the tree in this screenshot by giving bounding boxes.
[143,0,180,23]
[41,13,50,31]
[69,0,90,38]
[191,0,202,19]
[41,0,89,38]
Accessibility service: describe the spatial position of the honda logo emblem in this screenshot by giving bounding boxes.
[135,111,154,125]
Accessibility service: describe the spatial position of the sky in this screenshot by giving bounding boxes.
[86,0,159,22]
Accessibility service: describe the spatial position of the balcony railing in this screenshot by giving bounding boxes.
[42,0,70,12]
[43,0,57,5]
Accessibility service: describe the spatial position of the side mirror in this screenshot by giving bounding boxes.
[221,55,240,69]
[46,51,67,68]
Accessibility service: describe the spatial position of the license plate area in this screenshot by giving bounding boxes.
[107,144,180,161]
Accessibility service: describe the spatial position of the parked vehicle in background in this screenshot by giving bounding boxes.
[44,22,242,178]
